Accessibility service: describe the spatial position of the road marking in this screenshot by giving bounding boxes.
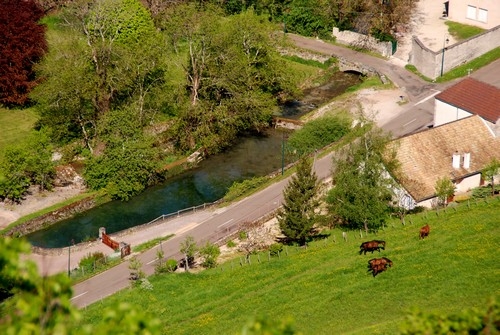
[218,218,233,228]
[147,259,157,265]
[176,222,200,235]
[414,91,441,105]
[403,119,416,127]
[71,291,88,300]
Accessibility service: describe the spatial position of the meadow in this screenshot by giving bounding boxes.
[80,198,500,334]
[0,107,38,154]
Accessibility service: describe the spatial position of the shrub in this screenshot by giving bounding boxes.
[407,206,425,215]
[155,262,169,275]
[79,252,106,269]
[224,177,269,202]
[287,115,351,155]
[472,185,500,199]
[239,231,248,240]
[268,243,283,257]
[199,242,221,269]
[165,259,178,273]
[226,240,236,248]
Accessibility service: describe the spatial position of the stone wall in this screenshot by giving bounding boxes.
[411,25,500,79]
[332,28,393,57]
[5,195,97,238]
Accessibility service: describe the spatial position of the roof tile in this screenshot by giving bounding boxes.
[389,115,500,201]
[435,78,500,124]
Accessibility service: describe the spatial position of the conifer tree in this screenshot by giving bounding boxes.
[277,157,320,245]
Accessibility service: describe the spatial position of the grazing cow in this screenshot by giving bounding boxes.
[359,240,386,255]
[367,257,393,277]
[419,224,430,239]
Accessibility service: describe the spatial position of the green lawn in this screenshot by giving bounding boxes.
[446,21,485,40]
[0,107,38,154]
[80,198,500,334]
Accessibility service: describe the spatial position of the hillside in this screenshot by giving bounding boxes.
[80,198,500,334]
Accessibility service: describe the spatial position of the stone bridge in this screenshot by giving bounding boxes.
[337,56,378,76]
[337,56,389,84]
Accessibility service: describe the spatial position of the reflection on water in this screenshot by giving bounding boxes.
[25,71,361,248]
[26,131,288,248]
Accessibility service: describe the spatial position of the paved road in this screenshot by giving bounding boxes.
[71,152,333,308]
[60,34,500,308]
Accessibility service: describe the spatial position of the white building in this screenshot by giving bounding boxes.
[389,115,500,208]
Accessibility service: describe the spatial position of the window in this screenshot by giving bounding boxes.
[466,5,476,20]
[478,8,488,23]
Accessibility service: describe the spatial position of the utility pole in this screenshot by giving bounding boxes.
[281,130,285,175]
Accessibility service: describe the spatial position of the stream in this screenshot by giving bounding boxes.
[26,71,361,248]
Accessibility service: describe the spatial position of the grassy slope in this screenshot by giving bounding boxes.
[80,198,500,334]
[0,107,38,153]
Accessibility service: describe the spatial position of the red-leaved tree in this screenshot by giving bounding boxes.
[0,0,47,106]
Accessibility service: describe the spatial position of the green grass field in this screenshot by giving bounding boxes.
[80,198,500,334]
[0,107,38,153]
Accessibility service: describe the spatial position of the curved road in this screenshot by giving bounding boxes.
[68,34,500,308]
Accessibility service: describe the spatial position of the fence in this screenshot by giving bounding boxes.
[110,200,224,240]
[101,232,119,250]
[210,196,499,272]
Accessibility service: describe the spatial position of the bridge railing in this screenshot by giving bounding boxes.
[109,199,224,239]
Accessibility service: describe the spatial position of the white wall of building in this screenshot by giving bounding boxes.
[449,0,500,30]
[434,100,472,126]
[455,173,482,193]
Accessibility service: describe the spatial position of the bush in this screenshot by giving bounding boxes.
[472,185,500,199]
[407,206,425,215]
[287,115,351,155]
[155,259,178,274]
[165,259,178,273]
[268,243,283,257]
[79,251,106,269]
[199,242,221,269]
[226,240,236,248]
[239,231,248,240]
[224,177,269,202]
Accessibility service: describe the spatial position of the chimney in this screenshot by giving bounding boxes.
[463,152,471,169]
[452,151,460,169]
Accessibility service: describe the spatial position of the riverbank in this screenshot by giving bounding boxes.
[0,84,405,234]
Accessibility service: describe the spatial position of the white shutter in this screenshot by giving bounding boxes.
[478,8,488,23]
[466,5,476,20]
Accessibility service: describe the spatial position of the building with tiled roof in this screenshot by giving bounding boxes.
[389,115,500,208]
[434,77,500,136]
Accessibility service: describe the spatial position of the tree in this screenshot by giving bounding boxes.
[277,156,320,245]
[128,255,145,284]
[179,235,198,270]
[0,130,55,202]
[0,0,47,106]
[434,176,455,208]
[327,127,397,233]
[482,158,500,196]
[169,8,298,154]
[0,237,161,334]
[83,107,161,201]
[199,242,221,269]
[400,297,499,335]
[31,0,168,153]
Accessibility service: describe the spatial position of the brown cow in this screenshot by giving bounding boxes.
[419,224,430,239]
[359,240,386,255]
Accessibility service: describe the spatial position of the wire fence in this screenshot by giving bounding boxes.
[208,196,500,273]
